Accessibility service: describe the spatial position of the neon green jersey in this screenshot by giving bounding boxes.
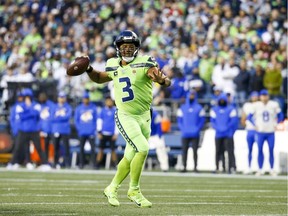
[106,55,157,115]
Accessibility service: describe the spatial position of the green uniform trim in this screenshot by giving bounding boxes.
[115,110,138,152]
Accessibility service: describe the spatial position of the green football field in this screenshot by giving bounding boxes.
[0,169,287,216]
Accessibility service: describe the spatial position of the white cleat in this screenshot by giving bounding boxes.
[11,163,20,170]
[269,170,278,177]
[255,170,265,176]
[38,164,52,172]
[26,163,35,170]
[6,163,13,170]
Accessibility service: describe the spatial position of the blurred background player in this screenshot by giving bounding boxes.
[177,90,205,172]
[226,92,238,174]
[74,91,97,169]
[10,88,49,170]
[38,92,54,161]
[96,96,118,169]
[51,91,72,169]
[6,91,25,169]
[149,109,169,172]
[248,89,284,176]
[210,93,238,173]
[241,91,259,174]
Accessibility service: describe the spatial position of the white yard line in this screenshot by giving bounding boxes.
[1,187,282,193]
[0,168,287,180]
[0,202,287,206]
[0,193,286,198]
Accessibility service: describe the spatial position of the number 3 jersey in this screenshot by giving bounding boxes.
[251,100,281,133]
[106,55,157,115]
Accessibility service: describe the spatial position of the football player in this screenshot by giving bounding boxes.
[84,30,171,207]
[248,89,283,176]
[241,91,259,174]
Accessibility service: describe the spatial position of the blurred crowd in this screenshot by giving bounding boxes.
[0,0,287,120]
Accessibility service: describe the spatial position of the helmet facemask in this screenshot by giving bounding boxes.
[114,30,141,63]
[118,43,138,63]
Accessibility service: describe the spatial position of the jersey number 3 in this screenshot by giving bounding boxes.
[119,77,134,102]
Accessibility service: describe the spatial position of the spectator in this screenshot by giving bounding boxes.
[169,68,186,102]
[51,92,72,169]
[149,109,169,172]
[249,65,265,93]
[233,59,250,106]
[177,90,205,172]
[96,96,118,169]
[198,50,214,94]
[185,67,206,99]
[210,93,238,173]
[74,91,97,169]
[248,89,284,176]
[263,61,285,112]
[0,68,17,109]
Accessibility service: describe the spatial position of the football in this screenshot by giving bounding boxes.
[66,56,90,76]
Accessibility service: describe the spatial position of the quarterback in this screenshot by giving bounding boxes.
[85,30,171,207]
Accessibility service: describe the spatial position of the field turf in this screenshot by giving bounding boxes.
[0,169,287,216]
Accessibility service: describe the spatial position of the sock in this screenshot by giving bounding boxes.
[129,151,148,191]
[110,157,131,188]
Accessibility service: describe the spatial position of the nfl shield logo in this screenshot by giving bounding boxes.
[132,70,136,74]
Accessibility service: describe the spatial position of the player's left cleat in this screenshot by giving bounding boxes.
[104,185,120,207]
[127,189,152,208]
[269,170,278,177]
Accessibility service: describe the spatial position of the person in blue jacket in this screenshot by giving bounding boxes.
[7,91,25,169]
[177,90,206,172]
[96,96,118,169]
[74,91,98,169]
[226,92,239,173]
[51,91,72,169]
[149,109,169,171]
[38,92,55,160]
[210,93,238,173]
[10,88,48,169]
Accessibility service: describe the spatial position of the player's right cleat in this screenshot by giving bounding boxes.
[127,189,152,208]
[103,185,120,207]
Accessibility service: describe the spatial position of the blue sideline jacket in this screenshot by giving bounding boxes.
[16,101,41,132]
[150,110,162,137]
[177,91,205,138]
[210,93,238,138]
[39,100,55,134]
[9,102,22,136]
[97,106,116,135]
[74,103,97,136]
[51,102,72,135]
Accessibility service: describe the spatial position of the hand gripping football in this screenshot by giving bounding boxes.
[67,56,90,76]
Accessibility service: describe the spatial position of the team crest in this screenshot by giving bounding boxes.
[114,71,118,76]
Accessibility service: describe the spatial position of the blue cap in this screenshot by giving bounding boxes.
[213,86,222,91]
[250,91,259,98]
[22,88,33,97]
[58,91,66,98]
[82,91,89,99]
[259,89,268,96]
[16,91,23,97]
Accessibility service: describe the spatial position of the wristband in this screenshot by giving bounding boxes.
[86,65,93,73]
